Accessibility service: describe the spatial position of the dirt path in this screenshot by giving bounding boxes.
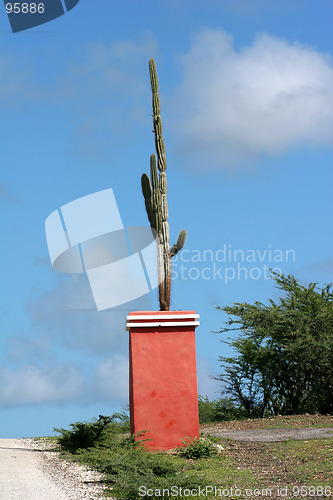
[204,427,333,441]
[201,414,333,441]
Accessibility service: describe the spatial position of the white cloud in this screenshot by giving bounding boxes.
[0,357,129,407]
[3,29,332,170]
[170,28,333,169]
[0,364,83,406]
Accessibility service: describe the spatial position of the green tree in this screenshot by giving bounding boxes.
[217,273,333,417]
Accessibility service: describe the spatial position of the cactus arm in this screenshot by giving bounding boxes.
[141,173,155,229]
[170,229,187,257]
[150,154,159,190]
[141,172,152,200]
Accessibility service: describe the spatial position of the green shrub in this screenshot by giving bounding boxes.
[54,412,129,453]
[177,437,218,459]
[198,395,247,424]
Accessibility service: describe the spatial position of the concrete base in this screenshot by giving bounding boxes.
[126,311,200,451]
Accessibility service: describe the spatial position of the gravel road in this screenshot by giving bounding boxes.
[204,426,333,441]
[0,438,107,500]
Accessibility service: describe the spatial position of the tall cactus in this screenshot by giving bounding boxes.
[141,59,186,311]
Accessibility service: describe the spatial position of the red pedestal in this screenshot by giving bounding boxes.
[126,311,200,451]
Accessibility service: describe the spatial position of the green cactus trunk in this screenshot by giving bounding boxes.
[141,59,187,311]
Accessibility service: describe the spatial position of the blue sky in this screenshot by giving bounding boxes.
[0,0,332,438]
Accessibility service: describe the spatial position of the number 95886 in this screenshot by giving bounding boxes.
[5,3,45,14]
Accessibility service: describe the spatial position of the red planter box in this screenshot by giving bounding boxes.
[126,311,200,451]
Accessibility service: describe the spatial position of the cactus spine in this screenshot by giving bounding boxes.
[141,59,187,311]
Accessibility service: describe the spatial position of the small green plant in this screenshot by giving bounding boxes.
[118,430,151,449]
[109,409,130,427]
[141,59,186,311]
[177,437,218,459]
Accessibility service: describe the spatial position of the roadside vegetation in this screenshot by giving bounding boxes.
[53,413,333,499]
[54,413,253,499]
